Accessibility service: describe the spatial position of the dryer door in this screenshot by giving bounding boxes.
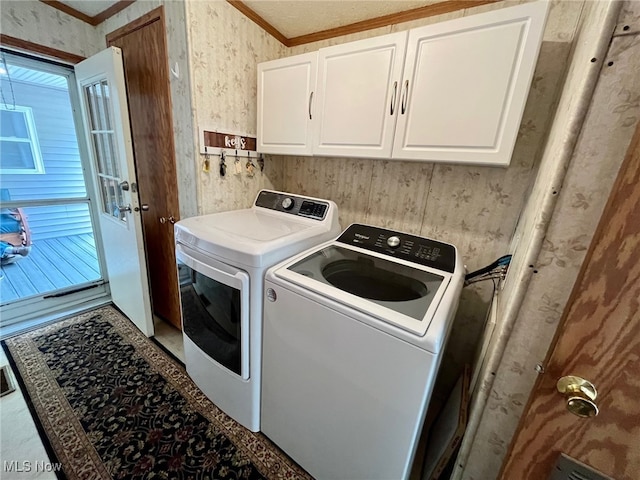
[176,244,250,379]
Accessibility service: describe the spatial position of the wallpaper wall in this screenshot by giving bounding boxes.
[268,0,585,388]
[184,0,286,215]
[276,0,583,273]
[96,1,198,219]
[461,1,640,477]
[0,0,101,57]
[0,0,198,219]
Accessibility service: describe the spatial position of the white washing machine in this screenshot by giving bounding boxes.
[262,223,464,479]
[174,190,340,432]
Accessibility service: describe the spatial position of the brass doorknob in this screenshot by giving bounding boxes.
[557,375,599,417]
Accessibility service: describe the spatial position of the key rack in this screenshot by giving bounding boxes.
[199,127,260,159]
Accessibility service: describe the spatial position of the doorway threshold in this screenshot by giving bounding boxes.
[0,296,111,341]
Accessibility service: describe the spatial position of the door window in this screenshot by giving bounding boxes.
[83,81,125,222]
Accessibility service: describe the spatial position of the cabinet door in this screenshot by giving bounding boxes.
[257,52,317,156]
[313,32,408,159]
[392,1,549,166]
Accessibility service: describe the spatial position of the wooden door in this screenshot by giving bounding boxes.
[500,122,640,479]
[257,51,317,156]
[313,31,407,159]
[106,7,182,330]
[392,1,548,166]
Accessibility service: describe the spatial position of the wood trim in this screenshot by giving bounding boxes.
[40,0,94,24]
[106,6,164,44]
[227,0,498,48]
[92,1,136,25]
[0,34,85,64]
[287,0,498,46]
[39,0,136,26]
[227,1,289,46]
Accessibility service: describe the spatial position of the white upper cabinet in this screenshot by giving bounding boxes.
[392,2,549,165]
[313,32,408,159]
[257,52,317,156]
[256,1,548,166]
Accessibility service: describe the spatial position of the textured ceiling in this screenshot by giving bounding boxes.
[241,1,439,38]
[55,1,443,38]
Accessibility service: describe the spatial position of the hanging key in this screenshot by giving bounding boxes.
[246,160,255,177]
[246,151,256,177]
[220,151,226,177]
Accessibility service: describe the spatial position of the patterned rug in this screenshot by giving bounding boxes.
[2,306,311,480]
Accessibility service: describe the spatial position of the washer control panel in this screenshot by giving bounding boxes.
[255,190,329,220]
[336,224,456,273]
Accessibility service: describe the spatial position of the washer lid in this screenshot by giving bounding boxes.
[277,243,453,337]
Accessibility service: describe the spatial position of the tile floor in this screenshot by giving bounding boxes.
[0,313,183,479]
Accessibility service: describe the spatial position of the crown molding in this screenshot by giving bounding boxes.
[39,1,136,26]
[228,0,498,48]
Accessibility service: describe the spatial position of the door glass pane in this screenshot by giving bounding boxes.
[104,132,119,178]
[0,141,35,170]
[98,177,110,215]
[0,71,85,198]
[84,80,125,220]
[86,83,101,131]
[99,81,112,131]
[0,51,106,329]
[0,203,101,305]
[91,133,107,175]
[0,109,29,138]
[97,177,126,222]
[114,181,126,222]
[178,261,242,376]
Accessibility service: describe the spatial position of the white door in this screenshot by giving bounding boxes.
[313,31,408,159]
[392,1,549,166]
[74,47,154,336]
[257,52,317,156]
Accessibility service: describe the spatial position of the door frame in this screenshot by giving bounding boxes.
[105,5,182,329]
[0,49,111,335]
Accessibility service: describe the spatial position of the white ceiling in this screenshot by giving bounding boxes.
[59,0,118,18]
[56,0,442,38]
[243,0,439,38]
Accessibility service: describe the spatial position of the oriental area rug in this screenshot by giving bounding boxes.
[2,306,311,480]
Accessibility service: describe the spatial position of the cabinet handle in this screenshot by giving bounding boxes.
[390,81,398,115]
[309,91,314,120]
[401,79,409,115]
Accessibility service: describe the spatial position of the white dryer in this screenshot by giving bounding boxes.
[174,190,340,432]
[262,224,464,479]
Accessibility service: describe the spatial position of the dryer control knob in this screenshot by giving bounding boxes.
[281,197,294,210]
[387,236,401,248]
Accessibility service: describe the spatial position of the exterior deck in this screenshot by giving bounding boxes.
[0,234,101,304]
